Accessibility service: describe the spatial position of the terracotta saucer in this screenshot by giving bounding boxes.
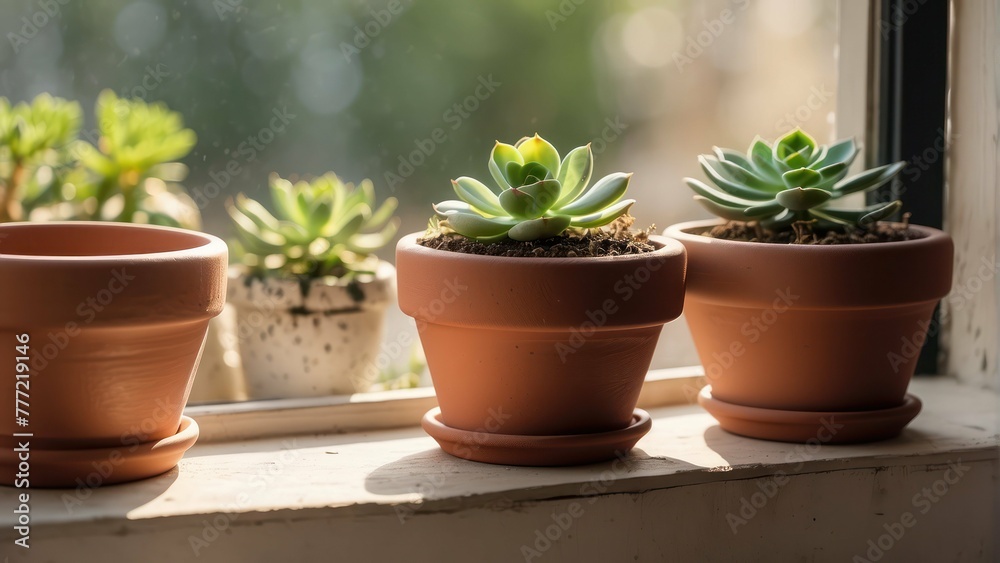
[421,407,651,466]
[3,416,200,488]
[698,386,922,444]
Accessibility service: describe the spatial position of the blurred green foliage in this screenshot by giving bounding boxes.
[0,90,199,227]
[0,94,81,221]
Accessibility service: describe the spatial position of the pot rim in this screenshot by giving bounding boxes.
[664,219,950,254]
[227,261,396,311]
[665,219,953,307]
[397,231,685,263]
[0,221,226,263]
[396,231,687,329]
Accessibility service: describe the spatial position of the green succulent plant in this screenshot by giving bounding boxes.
[433,134,635,242]
[228,173,399,279]
[71,90,197,223]
[685,128,905,231]
[0,94,81,221]
[0,90,200,227]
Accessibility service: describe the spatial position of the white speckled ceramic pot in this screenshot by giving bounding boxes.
[228,262,396,399]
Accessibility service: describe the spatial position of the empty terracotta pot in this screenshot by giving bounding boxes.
[396,233,686,461]
[665,220,953,442]
[0,222,227,487]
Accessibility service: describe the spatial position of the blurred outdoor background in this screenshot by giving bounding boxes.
[0,0,838,377]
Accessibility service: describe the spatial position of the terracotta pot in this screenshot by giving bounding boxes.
[228,261,396,399]
[396,233,686,459]
[0,222,227,487]
[665,220,953,442]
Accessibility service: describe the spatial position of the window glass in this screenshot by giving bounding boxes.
[0,0,837,384]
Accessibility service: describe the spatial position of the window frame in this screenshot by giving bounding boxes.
[866,0,950,375]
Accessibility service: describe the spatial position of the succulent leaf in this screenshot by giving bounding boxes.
[434,200,474,214]
[453,176,506,216]
[684,177,760,207]
[445,210,518,238]
[555,144,593,207]
[815,162,851,189]
[228,203,284,251]
[327,212,366,244]
[367,197,399,230]
[310,200,333,233]
[748,137,784,181]
[831,161,906,197]
[775,187,832,211]
[498,179,560,219]
[781,147,813,170]
[515,134,561,179]
[859,200,902,225]
[269,176,306,225]
[505,161,551,187]
[234,194,281,232]
[507,215,572,241]
[781,168,822,189]
[694,196,757,221]
[489,142,522,191]
[743,201,785,218]
[712,158,775,192]
[773,128,817,165]
[558,172,630,215]
[569,199,635,228]
[700,156,776,199]
[810,201,901,226]
[713,146,754,170]
[498,187,539,219]
[348,218,402,252]
[812,138,858,169]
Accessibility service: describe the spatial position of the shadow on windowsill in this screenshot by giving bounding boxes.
[363,446,704,500]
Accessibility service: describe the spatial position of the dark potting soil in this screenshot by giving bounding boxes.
[702,220,924,245]
[419,218,656,257]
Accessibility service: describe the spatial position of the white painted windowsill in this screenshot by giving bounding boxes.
[3,375,997,562]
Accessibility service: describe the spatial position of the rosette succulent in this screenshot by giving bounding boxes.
[433,134,634,242]
[685,128,905,231]
[228,173,399,278]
